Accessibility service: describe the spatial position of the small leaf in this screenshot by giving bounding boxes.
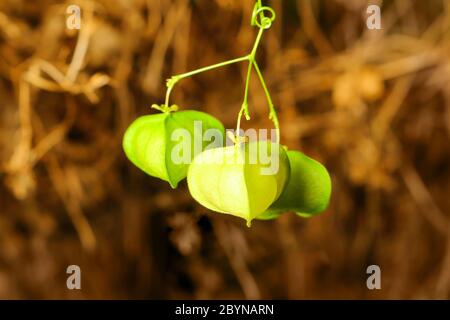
[151,104,165,112]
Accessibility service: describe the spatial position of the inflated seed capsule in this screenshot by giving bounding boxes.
[187,140,290,226]
[258,150,331,219]
[123,109,225,188]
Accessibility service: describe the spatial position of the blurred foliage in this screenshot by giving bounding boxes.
[0,0,449,299]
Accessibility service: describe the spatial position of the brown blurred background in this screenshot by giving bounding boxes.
[0,0,449,299]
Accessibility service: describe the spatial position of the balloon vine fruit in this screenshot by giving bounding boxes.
[258,150,332,219]
[122,1,333,226]
[123,108,225,188]
[187,141,289,226]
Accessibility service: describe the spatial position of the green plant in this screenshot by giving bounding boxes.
[187,141,289,226]
[122,0,332,225]
[123,107,225,188]
[258,151,332,220]
[164,0,279,140]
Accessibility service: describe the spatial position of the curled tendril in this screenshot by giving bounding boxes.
[251,3,276,30]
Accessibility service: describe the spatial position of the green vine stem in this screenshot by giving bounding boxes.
[162,0,279,143]
[164,55,249,109]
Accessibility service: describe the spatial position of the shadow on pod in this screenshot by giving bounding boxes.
[123,109,225,188]
[257,150,332,220]
[187,140,290,226]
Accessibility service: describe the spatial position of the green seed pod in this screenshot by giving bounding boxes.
[123,109,225,188]
[187,141,290,225]
[258,150,331,219]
